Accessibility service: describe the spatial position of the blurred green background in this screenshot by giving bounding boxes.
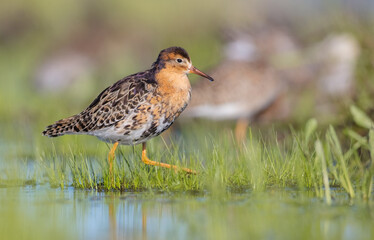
[1,0,374,134]
[1,0,374,133]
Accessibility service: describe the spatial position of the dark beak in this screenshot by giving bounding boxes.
[189,66,214,81]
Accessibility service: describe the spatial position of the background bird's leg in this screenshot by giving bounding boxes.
[141,142,196,174]
[108,142,119,177]
[235,118,249,143]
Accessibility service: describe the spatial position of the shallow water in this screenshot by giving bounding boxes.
[0,186,373,240]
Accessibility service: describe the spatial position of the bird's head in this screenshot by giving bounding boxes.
[153,47,214,81]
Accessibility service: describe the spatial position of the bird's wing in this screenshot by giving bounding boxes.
[76,70,157,132]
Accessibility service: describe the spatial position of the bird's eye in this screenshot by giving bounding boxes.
[176,58,183,63]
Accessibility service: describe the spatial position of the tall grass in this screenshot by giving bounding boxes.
[29,106,373,203]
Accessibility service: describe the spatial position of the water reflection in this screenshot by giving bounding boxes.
[0,186,373,240]
[1,186,192,240]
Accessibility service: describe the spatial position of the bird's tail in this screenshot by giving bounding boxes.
[42,115,82,137]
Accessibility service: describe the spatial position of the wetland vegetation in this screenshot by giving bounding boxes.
[1,0,374,239]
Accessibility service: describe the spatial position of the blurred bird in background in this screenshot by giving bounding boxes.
[184,25,301,141]
[183,25,360,142]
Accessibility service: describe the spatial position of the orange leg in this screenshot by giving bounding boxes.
[235,118,249,143]
[141,142,196,174]
[108,142,119,176]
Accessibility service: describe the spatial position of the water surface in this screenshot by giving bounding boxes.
[1,186,373,240]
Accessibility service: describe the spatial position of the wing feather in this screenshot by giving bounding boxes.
[76,70,157,132]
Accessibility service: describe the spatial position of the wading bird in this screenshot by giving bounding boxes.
[184,26,297,142]
[42,47,213,175]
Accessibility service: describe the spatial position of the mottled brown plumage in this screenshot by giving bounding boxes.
[43,69,160,141]
[43,46,213,174]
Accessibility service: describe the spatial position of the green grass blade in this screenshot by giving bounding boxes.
[350,105,374,129]
[315,140,331,205]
